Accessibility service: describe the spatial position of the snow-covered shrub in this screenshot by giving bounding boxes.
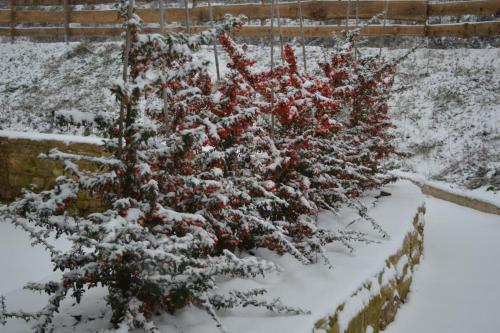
[321,33,397,197]
[0,9,305,333]
[139,29,363,265]
[219,31,396,216]
[0,10,399,333]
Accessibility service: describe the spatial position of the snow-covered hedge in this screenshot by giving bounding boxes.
[0,4,399,332]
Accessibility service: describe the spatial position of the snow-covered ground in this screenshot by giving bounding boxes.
[385,197,500,333]
[389,47,500,193]
[1,40,498,193]
[0,181,423,333]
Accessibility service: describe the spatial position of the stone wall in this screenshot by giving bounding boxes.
[420,184,500,216]
[0,136,105,211]
[314,206,426,333]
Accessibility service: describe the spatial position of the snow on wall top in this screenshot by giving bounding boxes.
[392,170,500,210]
[0,130,105,145]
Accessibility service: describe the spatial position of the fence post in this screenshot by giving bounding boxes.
[270,0,276,137]
[353,0,359,55]
[184,0,191,35]
[159,0,165,34]
[275,0,284,63]
[63,0,70,44]
[425,0,430,74]
[378,0,389,60]
[208,0,221,81]
[9,0,15,43]
[260,0,265,27]
[297,0,307,73]
[118,0,135,158]
[160,0,170,132]
[345,0,351,30]
[355,0,359,27]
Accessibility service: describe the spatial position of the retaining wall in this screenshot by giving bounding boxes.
[0,136,105,211]
[314,206,426,333]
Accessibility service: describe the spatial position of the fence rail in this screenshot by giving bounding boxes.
[0,0,499,40]
[1,21,499,38]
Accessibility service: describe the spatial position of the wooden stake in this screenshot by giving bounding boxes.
[425,0,430,75]
[336,0,341,27]
[118,0,134,157]
[63,0,70,44]
[9,0,15,43]
[184,0,191,35]
[345,0,351,31]
[354,0,359,54]
[270,0,276,136]
[208,0,220,81]
[297,0,307,73]
[270,0,275,72]
[159,0,165,34]
[378,0,389,60]
[160,0,170,132]
[275,0,284,62]
[260,0,265,27]
[355,0,359,27]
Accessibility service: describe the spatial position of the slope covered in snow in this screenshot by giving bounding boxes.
[389,47,500,192]
[1,41,498,192]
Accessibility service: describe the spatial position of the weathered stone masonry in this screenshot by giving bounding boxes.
[0,136,105,211]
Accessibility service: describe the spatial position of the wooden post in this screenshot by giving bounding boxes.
[160,0,170,132]
[184,0,191,35]
[425,0,430,74]
[118,0,134,158]
[270,0,275,73]
[354,0,359,55]
[270,0,276,136]
[260,0,265,27]
[345,0,351,31]
[208,0,221,81]
[9,0,15,43]
[355,0,359,27]
[63,0,70,44]
[275,0,284,63]
[338,0,344,27]
[159,0,165,34]
[378,0,389,60]
[260,0,265,45]
[297,0,307,73]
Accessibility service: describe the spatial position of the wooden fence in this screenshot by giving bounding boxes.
[0,0,499,40]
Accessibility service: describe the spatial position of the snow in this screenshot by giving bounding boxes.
[385,197,500,333]
[0,223,68,296]
[54,109,96,125]
[0,129,105,145]
[387,47,500,191]
[392,170,500,209]
[1,41,498,191]
[0,180,423,332]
